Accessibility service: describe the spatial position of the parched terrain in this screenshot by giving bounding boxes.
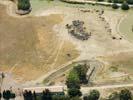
[0,5,79,82]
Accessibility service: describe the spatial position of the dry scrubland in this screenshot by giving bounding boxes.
[1,0,133,85]
[0,5,79,82]
[92,52,133,84]
[36,6,133,85]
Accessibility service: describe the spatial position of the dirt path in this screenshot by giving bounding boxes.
[81,83,133,93]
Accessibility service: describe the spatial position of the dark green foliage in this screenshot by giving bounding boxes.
[89,90,100,100]
[3,90,11,100]
[68,88,82,98]
[127,0,133,4]
[70,96,82,100]
[17,0,31,10]
[0,92,1,99]
[10,93,16,99]
[52,95,70,100]
[42,89,52,100]
[97,0,104,2]
[112,3,119,9]
[73,64,88,84]
[83,90,100,100]
[121,2,130,10]
[66,70,80,89]
[33,91,37,100]
[108,0,112,3]
[109,0,133,4]
[112,0,124,3]
[119,89,132,100]
[66,64,88,98]
[23,90,33,100]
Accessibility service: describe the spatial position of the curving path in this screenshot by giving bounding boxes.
[61,0,133,7]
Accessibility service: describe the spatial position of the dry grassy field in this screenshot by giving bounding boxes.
[0,5,79,82]
[92,52,133,84]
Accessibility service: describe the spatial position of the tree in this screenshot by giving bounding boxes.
[42,89,52,100]
[108,0,112,3]
[17,0,31,10]
[66,70,80,89]
[119,89,132,100]
[33,91,37,100]
[127,0,133,4]
[0,92,1,100]
[10,93,16,99]
[68,88,82,98]
[70,96,82,100]
[97,0,104,2]
[89,90,100,100]
[121,2,130,10]
[83,90,100,100]
[23,90,33,100]
[52,95,70,100]
[112,3,119,9]
[3,90,11,100]
[73,64,88,84]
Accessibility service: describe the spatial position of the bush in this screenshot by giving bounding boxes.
[17,0,31,10]
[97,0,104,2]
[68,88,82,97]
[66,70,80,89]
[127,0,133,4]
[108,0,112,3]
[112,3,119,9]
[83,90,100,100]
[112,0,124,3]
[121,2,130,10]
[119,89,132,100]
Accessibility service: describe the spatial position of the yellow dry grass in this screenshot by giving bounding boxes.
[0,5,79,82]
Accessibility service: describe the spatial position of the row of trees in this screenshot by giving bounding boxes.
[23,88,133,100]
[98,0,133,5]
[0,90,16,100]
[66,64,89,98]
[83,89,133,100]
[108,0,133,4]
[112,2,130,10]
[23,89,81,100]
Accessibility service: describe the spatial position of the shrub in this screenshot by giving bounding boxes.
[127,0,133,4]
[97,0,104,2]
[119,89,132,100]
[112,3,119,9]
[68,88,82,97]
[17,0,31,10]
[83,90,100,100]
[108,0,112,3]
[112,0,124,3]
[121,2,130,10]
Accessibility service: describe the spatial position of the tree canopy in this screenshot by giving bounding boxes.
[17,0,31,10]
